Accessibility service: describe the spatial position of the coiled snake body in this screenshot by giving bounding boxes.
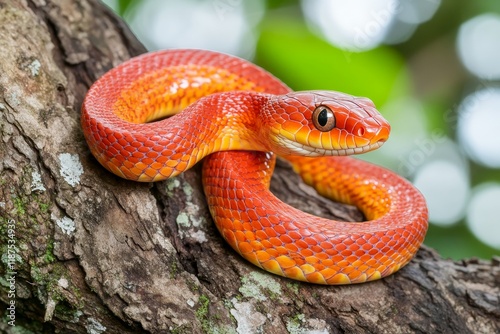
[82,49,428,285]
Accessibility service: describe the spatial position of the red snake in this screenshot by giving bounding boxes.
[81,49,428,284]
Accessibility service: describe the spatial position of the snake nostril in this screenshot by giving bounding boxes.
[355,127,365,137]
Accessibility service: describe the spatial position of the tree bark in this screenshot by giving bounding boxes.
[0,1,498,333]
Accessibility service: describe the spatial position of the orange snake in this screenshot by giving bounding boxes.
[81,49,428,285]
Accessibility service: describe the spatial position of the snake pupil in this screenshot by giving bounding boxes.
[318,109,328,126]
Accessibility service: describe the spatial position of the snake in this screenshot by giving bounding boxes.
[81,49,428,285]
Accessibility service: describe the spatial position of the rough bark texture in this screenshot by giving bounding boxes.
[0,1,499,333]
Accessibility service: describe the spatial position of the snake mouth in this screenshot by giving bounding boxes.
[276,136,386,157]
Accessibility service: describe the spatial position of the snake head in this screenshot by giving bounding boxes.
[263,91,390,156]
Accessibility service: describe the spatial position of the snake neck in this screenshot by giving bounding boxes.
[188,91,274,152]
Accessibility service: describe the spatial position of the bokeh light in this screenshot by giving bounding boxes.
[457,13,500,80]
[384,0,441,44]
[413,160,469,226]
[467,183,500,249]
[302,0,442,50]
[457,88,500,168]
[122,0,264,58]
[301,0,398,51]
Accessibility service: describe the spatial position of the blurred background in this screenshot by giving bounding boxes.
[102,0,500,260]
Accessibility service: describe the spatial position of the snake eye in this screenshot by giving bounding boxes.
[312,106,336,132]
